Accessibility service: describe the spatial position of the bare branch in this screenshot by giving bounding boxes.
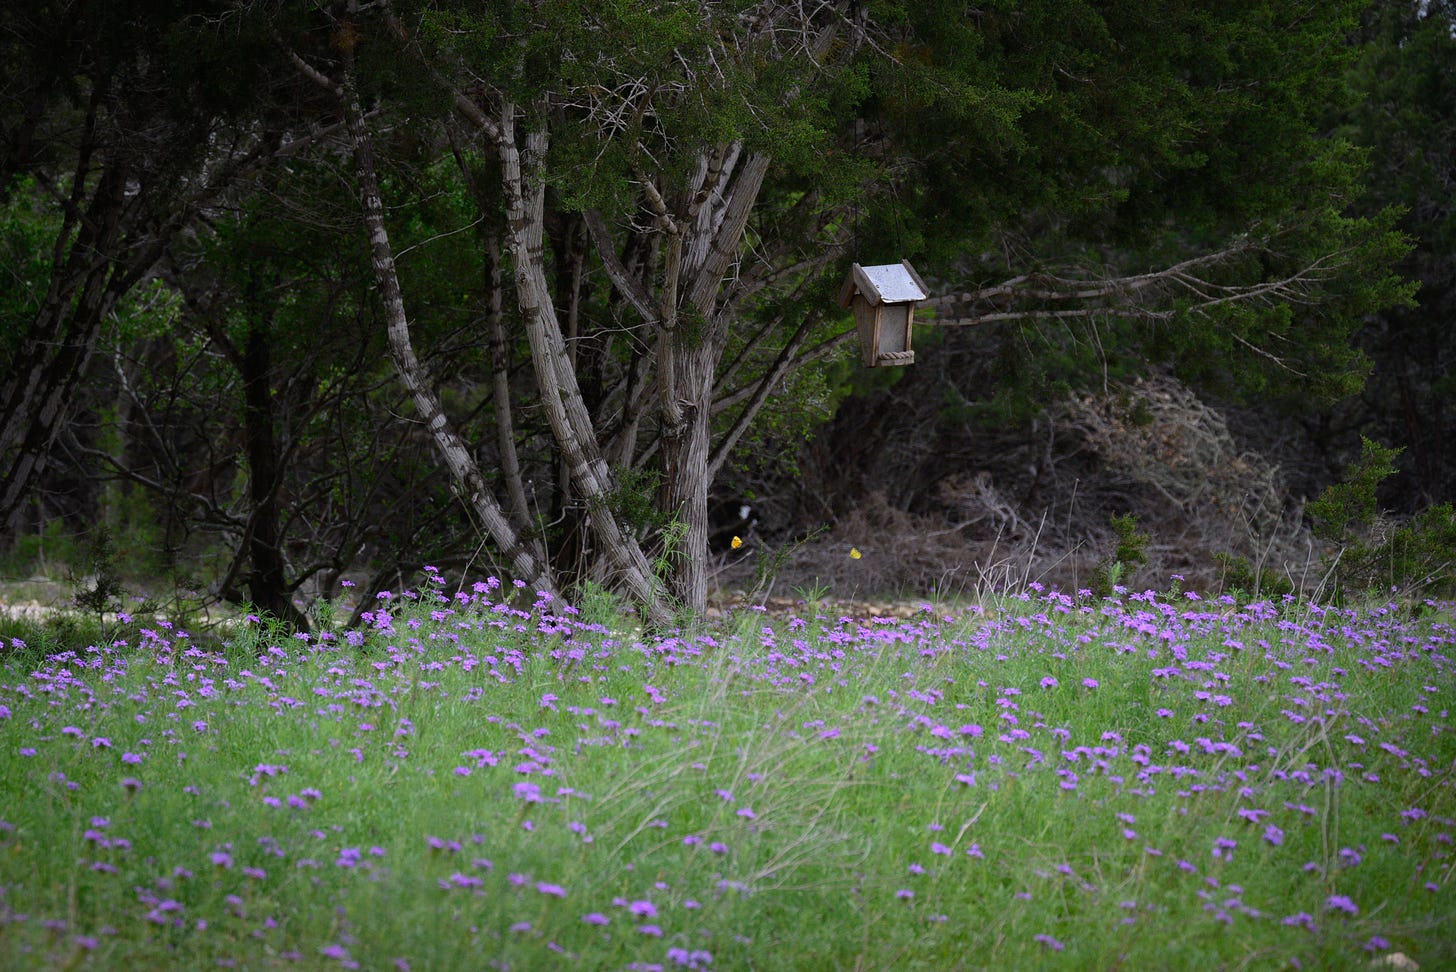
[708,308,824,479]
[925,231,1356,373]
[583,210,659,323]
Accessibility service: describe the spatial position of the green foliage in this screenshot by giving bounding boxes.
[69,527,127,620]
[108,278,185,345]
[0,613,110,665]
[1337,504,1456,599]
[1309,437,1402,543]
[1308,436,1456,597]
[603,467,667,536]
[1212,551,1295,602]
[723,362,840,482]
[1325,0,1456,508]
[0,520,82,578]
[1111,513,1149,569]
[306,597,339,632]
[223,611,296,660]
[1,0,1429,618]
[886,0,1408,410]
[566,579,625,629]
[651,516,688,589]
[1093,513,1149,596]
[0,178,58,360]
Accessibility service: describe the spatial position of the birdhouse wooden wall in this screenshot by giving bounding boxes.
[839,260,928,368]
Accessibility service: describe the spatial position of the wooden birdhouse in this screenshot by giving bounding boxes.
[838,260,929,367]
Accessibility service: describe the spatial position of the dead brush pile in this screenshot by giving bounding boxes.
[715,375,1319,601]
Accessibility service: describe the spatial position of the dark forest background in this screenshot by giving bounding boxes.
[2,0,1452,627]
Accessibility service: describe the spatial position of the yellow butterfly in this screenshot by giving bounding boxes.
[849,547,862,560]
[730,536,743,549]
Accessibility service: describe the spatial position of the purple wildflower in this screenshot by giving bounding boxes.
[1033,933,1064,952]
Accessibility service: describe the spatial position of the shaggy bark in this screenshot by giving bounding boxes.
[635,145,771,611]
[483,233,537,537]
[294,51,561,598]
[495,104,673,625]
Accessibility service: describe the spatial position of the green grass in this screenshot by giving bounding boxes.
[0,585,1452,970]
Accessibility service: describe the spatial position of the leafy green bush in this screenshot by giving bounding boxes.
[1338,503,1456,598]
[1093,513,1149,595]
[1212,551,1295,601]
[1309,437,1456,597]
[1308,436,1401,542]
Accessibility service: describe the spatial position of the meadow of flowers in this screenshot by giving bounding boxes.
[1,574,1452,970]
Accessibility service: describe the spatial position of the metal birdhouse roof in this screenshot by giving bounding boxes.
[838,260,929,307]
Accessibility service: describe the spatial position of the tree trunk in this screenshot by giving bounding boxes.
[582,146,771,615]
[0,168,129,535]
[241,318,310,631]
[659,149,772,613]
[483,232,537,538]
[658,342,716,610]
[337,73,560,599]
[496,104,674,626]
